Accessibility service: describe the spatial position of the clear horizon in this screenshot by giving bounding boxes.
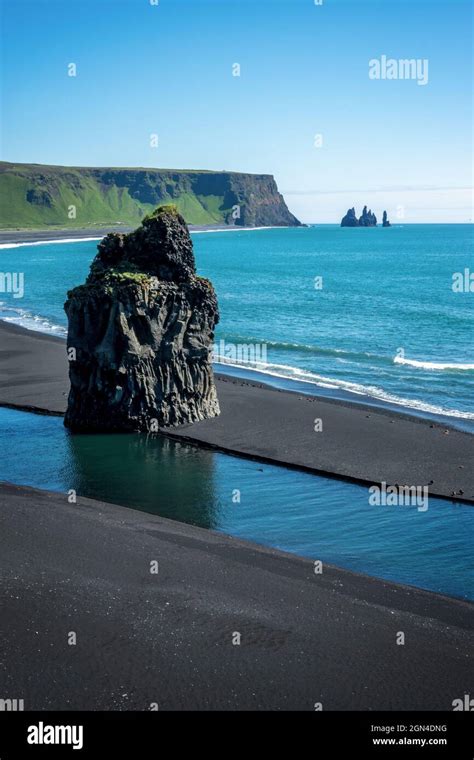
[1,0,472,223]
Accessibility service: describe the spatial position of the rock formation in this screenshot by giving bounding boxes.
[64,205,220,432]
[358,206,377,226]
[382,210,391,227]
[340,206,380,227]
[340,207,359,227]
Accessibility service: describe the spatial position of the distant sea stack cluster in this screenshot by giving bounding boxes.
[64,206,220,432]
[340,206,391,227]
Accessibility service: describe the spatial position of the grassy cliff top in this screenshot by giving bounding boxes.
[0,161,273,179]
[0,162,301,230]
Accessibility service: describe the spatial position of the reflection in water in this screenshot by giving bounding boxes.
[1,407,473,600]
[65,431,219,529]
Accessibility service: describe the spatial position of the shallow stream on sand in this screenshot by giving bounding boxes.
[1,406,472,601]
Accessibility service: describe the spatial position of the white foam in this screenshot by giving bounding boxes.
[0,237,103,250]
[0,227,282,249]
[215,357,474,420]
[394,355,474,371]
[1,306,472,420]
[0,304,67,337]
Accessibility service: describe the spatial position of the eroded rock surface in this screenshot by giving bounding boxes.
[340,207,359,227]
[341,205,378,227]
[64,206,220,431]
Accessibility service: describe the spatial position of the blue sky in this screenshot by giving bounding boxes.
[1,0,472,222]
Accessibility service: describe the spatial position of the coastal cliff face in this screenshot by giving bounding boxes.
[218,173,300,227]
[0,162,301,229]
[64,206,220,432]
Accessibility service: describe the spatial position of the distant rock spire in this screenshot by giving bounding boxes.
[340,207,359,227]
[359,206,377,226]
[341,205,389,227]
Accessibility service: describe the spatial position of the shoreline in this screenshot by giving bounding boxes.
[0,224,287,248]
[0,481,472,710]
[0,319,473,503]
[213,361,474,432]
[1,229,472,430]
[0,314,471,430]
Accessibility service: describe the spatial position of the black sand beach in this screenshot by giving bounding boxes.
[0,224,258,246]
[0,481,472,710]
[0,320,472,502]
[0,228,124,246]
[0,304,473,713]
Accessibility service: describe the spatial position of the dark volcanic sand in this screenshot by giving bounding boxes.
[0,482,472,711]
[0,225,254,246]
[0,228,125,245]
[0,320,472,502]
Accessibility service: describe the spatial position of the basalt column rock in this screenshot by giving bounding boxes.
[340,207,359,227]
[358,206,377,227]
[341,206,379,227]
[382,210,391,227]
[64,205,220,432]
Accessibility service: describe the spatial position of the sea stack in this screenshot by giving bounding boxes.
[382,210,391,227]
[341,206,379,227]
[340,207,359,227]
[358,205,377,226]
[64,205,220,432]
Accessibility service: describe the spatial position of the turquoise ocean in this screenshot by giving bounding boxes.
[0,224,473,599]
[1,224,473,422]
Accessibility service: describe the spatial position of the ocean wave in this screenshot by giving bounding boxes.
[215,356,474,420]
[0,237,102,250]
[218,335,390,364]
[394,355,474,371]
[0,227,280,250]
[219,335,474,373]
[0,304,67,337]
[1,307,472,420]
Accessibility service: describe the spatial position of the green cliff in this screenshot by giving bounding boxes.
[0,162,301,230]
